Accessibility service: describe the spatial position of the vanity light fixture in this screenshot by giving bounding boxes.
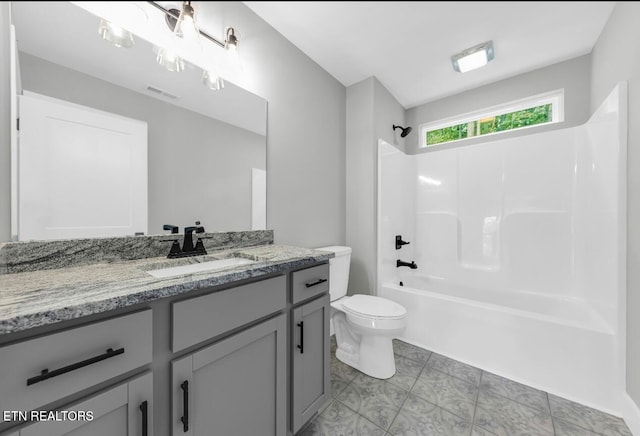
[98,18,135,48]
[96,2,240,87]
[146,1,241,87]
[451,40,494,73]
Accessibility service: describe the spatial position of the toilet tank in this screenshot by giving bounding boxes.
[317,246,352,301]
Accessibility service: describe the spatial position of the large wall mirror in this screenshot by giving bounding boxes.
[10,1,267,241]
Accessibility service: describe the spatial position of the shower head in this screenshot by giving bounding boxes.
[393,124,413,138]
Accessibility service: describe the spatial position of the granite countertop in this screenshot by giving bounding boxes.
[0,245,333,335]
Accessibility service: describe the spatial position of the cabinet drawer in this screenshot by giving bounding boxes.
[292,263,330,305]
[0,310,152,414]
[172,275,286,352]
[13,372,153,436]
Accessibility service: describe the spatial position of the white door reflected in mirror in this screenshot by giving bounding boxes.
[18,92,147,241]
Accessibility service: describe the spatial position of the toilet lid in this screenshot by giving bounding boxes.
[342,295,407,319]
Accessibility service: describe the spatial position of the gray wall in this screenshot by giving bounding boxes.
[218,3,346,248]
[346,78,374,295]
[346,77,404,295]
[0,3,10,241]
[590,1,640,410]
[19,52,265,235]
[405,54,592,154]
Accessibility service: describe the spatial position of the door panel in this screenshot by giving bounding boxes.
[18,92,147,240]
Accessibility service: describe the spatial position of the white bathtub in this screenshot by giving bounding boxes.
[379,276,620,414]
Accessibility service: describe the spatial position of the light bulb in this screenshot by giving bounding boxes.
[175,2,200,44]
[180,15,199,41]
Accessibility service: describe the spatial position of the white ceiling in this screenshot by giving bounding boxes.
[243,1,616,109]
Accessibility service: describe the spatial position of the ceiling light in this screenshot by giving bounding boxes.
[98,18,134,48]
[451,41,494,73]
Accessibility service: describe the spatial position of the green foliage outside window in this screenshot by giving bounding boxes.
[425,103,553,146]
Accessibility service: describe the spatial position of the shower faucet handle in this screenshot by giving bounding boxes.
[396,235,410,250]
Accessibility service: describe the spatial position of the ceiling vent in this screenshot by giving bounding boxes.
[146,84,179,99]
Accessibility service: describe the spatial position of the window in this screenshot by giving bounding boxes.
[420,90,564,148]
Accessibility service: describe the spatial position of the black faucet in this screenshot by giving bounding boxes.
[182,221,206,254]
[397,259,418,269]
[166,221,208,258]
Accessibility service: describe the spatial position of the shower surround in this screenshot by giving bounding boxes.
[377,84,627,415]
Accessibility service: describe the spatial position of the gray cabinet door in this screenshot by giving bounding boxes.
[172,314,287,436]
[13,372,152,436]
[291,294,330,434]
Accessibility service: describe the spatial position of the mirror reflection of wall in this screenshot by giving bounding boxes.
[10,1,267,241]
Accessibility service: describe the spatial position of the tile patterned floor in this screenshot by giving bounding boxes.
[298,337,632,436]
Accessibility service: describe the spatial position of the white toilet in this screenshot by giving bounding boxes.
[318,246,407,379]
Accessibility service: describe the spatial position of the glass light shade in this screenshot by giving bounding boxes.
[202,70,225,91]
[98,19,134,48]
[156,46,185,72]
[452,41,494,73]
[175,3,200,44]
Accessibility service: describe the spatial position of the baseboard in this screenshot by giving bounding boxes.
[622,393,640,436]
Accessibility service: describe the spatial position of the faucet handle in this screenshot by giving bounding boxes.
[185,221,205,234]
[167,240,182,258]
[163,224,179,234]
[194,238,208,255]
[396,235,411,250]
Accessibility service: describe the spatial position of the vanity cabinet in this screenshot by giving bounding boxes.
[6,372,153,436]
[172,315,287,436]
[291,295,330,434]
[170,275,288,435]
[290,264,331,435]
[0,260,330,436]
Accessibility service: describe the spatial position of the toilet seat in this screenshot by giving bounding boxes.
[341,295,406,320]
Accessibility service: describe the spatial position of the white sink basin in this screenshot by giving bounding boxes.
[147,258,255,279]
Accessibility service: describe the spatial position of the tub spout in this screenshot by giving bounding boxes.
[397,259,418,269]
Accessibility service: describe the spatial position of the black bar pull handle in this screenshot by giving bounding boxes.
[26,347,125,386]
[180,380,189,432]
[305,278,327,288]
[139,400,148,436]
[297,321,304,354]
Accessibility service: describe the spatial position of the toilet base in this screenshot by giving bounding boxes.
[333,312,398,379]
[358,335,396,379]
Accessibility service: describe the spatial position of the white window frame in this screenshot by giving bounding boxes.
[419,89,565,148]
